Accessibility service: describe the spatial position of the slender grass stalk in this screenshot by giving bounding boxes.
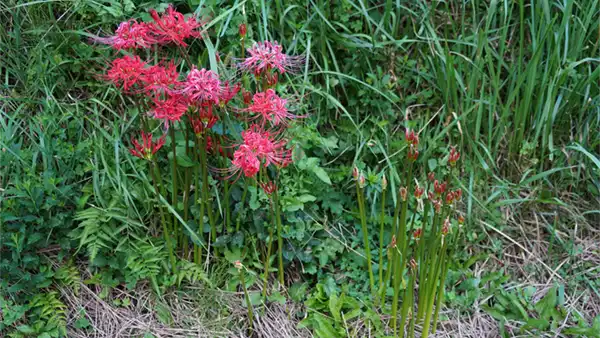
[236,179,249,232]
[356,175,375,295]
[193,135,203,264]
[399,263,416,338]
[182,122,192,256]
[262,224,274,301]
[150,160,176,273]
[422,233,448,338]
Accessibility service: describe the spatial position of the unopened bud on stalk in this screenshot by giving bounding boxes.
[234,260,243,269]
[399,187,408,201]
[358,172,366,189]
[408,145,419,161]
[445,192,454,205]
[381,174,388,191]
[413,228,422,240]
[434,180,447,195]
[242,89,252,105]
[457,215,465,225]
[442,217,451,236]
[405,128,419,145]
[428,172,435,182]
[433,200,442,214]
[389,235,397,248]
[454,189,462,201]
[239,23,247,38]
[414,184,424,199]
[352,166,359,180]
[410,258,418,271]
[428,191,435,201]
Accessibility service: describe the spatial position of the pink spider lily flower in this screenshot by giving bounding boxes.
[129,131,165,160]
[106,55,147,91]
[93,20,156,50]
[219,81,241,106]
[239,41,302,75]
[244,89,303,126]
[140,62,180,94]
[151,93,189,122]
[149,5,202,46]
[228,125,292,179]
[182,68,221,105]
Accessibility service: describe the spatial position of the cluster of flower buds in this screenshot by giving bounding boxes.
[444,188,462,205]
[414,184,424,199]
[434,180,447,196]
[442,217,451,236]
[413,228,422,240]
[405,128,420,162]
[448,146,460,166]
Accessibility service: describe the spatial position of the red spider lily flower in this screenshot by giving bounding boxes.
[140,62,180,94]
[239,23,247,38]
[399,187,408,201]
[428,172,435,182]
[414,185,424,199]
[232,146,261,177]
[106,55,147,91]
[182,68,221,105]
[229,126,292,178]
[245,89,303,126]
[433,180,447,195]
[129,131,165,160]
[242,89,252,105]
[265,72,278,86]
[405,128,419,145]
[260,181,277,195]
[151,93,188,122]
[407,145,419,161]
[219,81,241,106]
[149,5,202,46]
[239,41,302,75]
[448,146,460,166]
[190,106,218,135]
[413,228,422,240]
[381,174,388,191]
[93,20,156,50]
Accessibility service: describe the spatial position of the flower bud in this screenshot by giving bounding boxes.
[358,172,366,189]
[381,174,388,191]
[242,89,252,105]
[405,128,419,145]
[234,260,243,269]
[442,217,451,236]
[445,192,454,205]
[457,215,465,225]
[239,23,247,38]
[352,166,359,180]
[408,145,419,161]
[448,146,460,166]
[414,184,424,199]
[410,258,418,271]
[434,180,447,195]
[260,181,277,195]
[428,191,435,201]
[413,228,422,240]
[454,189,462,201]
[389,235,397,248]
[433,200,442,214]
[428,172,435,182]
[399,187,408,201]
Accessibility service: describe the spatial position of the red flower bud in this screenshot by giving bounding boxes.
[433,200,442,214]
[260,181,277,195]
[410,258,418,271]
[428,172,435,182]
[414,184,424,199]
[242,89,252,105]
[358,172,366,189]
[454,189,462,201]
[457,215,465,225]
[352,166,359,180]
[399,187,408,201]
[448,146,460,166]
[428,191,435,201]
[442,217,451,236]
[408,145,419,161]
[445,192,454,205]
[389,235,397,248]
[381,174,388,191]
[234,260,243,269]
[413,228,422,239]
[405,128,419,145]
[239,23,247,38]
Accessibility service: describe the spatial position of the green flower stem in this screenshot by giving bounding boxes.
[182,122,192,256]
[273,188,285,286]
[150,160,176,274]
[262,212,275,301]
[198,134,216,244]
[356,183,375,295]
[193,135,203,264]
[224,179,231,233]
[399,268,416,338]
[422,235,448,338]
[169,125,179,246]
[380,246,393,304]
[417,212,441,322]
[378,188,386,293]
[238,266,254,335]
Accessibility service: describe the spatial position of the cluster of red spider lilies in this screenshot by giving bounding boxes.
[94,5,302,283]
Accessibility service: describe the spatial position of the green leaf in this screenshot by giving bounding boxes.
[175,153,196,167]
[312,167,332,185]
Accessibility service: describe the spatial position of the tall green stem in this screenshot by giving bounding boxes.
[169,125,179,247]
[150,160,176,273]
[357,183,375,295]
[378,188,386,293]
[194,135,203,264]
[238,265,254,335]
[273,188,285,286]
